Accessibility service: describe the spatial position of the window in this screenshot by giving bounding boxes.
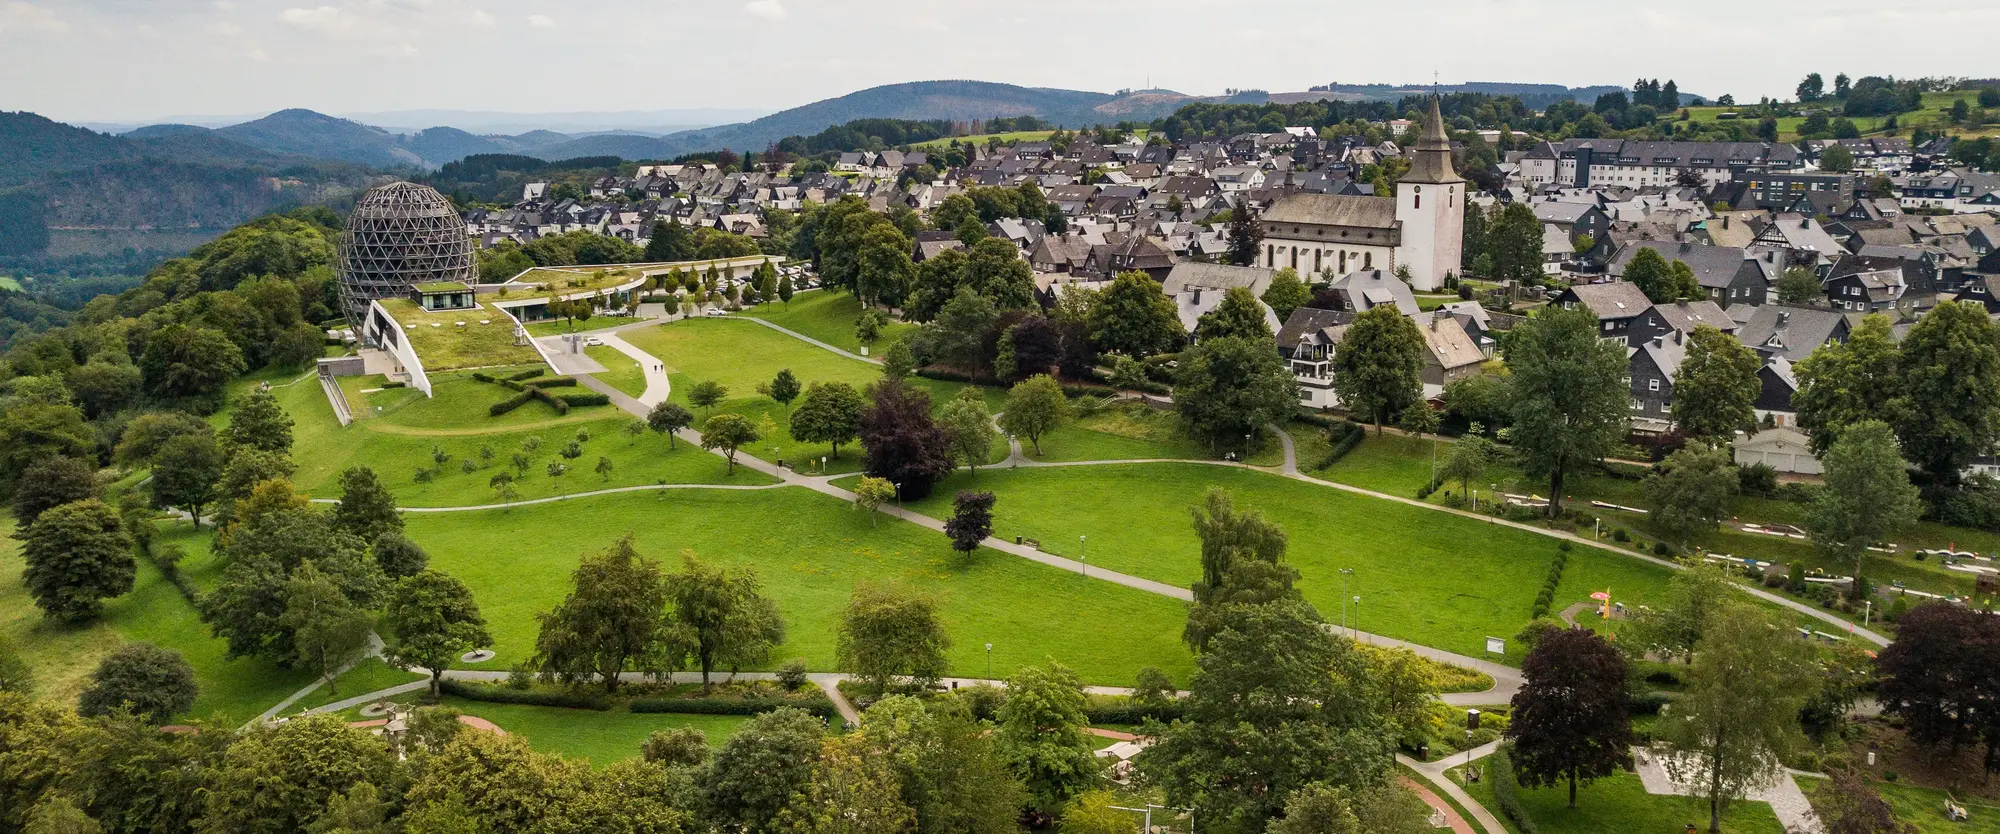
[1632,399,1643,411]
[1662,402,1672,414]
[1648,379,1660,391]
[1603,322,1614,332]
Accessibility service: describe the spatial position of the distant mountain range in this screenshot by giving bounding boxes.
[73,79,1679,172]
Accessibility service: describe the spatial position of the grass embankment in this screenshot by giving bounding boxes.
[265,367,772,507]
[735,289,915,355]
[1682,92,1998,140]
[877,463,1679,663]
[1,518,316,725]
[622,318,1005,475]
[378,298,541,371]
[405,487,1198,687]
[584,344,649,398]
[1313,431,1988,601]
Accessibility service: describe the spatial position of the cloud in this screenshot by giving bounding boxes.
[525,13,552,27]
[0,1,68,35]
[279,5,348,33]
[743,0,786,21]
[468,8,495,27]
[205,20,240,36]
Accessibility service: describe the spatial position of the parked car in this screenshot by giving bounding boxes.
[585,337,605,346]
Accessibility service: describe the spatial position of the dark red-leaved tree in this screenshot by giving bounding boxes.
[1876,601,2000,770]
[944,491,995,558]
[859,380,955,500]
[1507,626,1633,807]
[1004,315,1066,384]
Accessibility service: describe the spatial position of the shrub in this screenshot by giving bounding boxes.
[1738,462,1779,497]
[1082,702,1183,725]
[529,376,578,389]
[1652,541,1672,556]
[628,695,837,719]
[438,679,610,710]
[507,368,547,381]
[560,393,611,407]
[1312,421,1366,470]
[382,381,406,389]
[1629,690,1675,715]
[953,684,1007,722]
[1489,748,1542,834]
[506,664,534,690]
[776,659,808,691]
[1611,527,1630,542]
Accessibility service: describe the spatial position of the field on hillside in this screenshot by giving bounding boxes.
[404,487,1200,686]
[879,463,1681,661]
[1682,91,1999,140]
[736,290,914,354]
[622,317,1005,474]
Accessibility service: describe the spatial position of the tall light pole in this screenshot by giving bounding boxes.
[1079,535,1088,578]
[985,642,993,680]
[1339,569,1354,633]
[1353,595,1362,641]
[894,482,902,512]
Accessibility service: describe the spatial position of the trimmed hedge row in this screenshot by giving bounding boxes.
[490,390,536,416]
[1311,420,1366,471]
[1082,703,1183,725]
[529,388,570,415]
[561,393,610,407]
[508,367,547,381]
[532,376,578,389]
[1530,543,1571,619]
[628,695,838,719]
[438,680,611,711]
[1488,748,1542,834]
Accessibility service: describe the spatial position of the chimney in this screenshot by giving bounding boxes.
[1723,216,1731,229]
[1191,288,1202,305]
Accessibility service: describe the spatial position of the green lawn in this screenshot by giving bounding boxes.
[353,367,623,433]
[0,275,23,291]
[402,487,1198,686]
[585,344,649,398]
[380,298,541,371]
[524,317,632,339]
[622,317,1005,474]
[297,658,426,711]
[1682,93,1999,141]
[912,130,1057,149]
[876,463,1680,662]
[1461,766,1784,834]
[1027,403,1280,466]
[258,368,772,507]
[1841,777,2000,834]
[3,514,317,724]
[439,697,750,765]
[735,289,914,355]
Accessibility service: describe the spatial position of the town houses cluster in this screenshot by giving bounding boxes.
[454,96,2000,478]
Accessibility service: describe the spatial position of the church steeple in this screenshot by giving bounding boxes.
[1400,95,1463,185]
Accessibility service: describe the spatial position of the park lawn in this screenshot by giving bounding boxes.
[882,463,1680,661]
[585,345,649,398]
[736,289,914,355]
[624,317,1005,474]
[439,697,750,765]
[253,369,771,506]
[380,298,540,372]
[1023,402,1284,466]
[296,658,426,711]
[524,317,631,339]
[1849,777,2000,834]
[402,487,1198,686]
[354,367,620,433]
[1461,767,1785,834]
[0,520,130,708]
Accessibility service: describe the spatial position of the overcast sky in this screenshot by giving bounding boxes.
[3,0,1993,124]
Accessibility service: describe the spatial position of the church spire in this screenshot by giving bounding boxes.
[1400,94,1463,184]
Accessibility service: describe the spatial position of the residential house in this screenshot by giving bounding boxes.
[1552,281,1652,342]
[1414,313,1486,398]
[1608,240,1772,307]
[1321,269,1420,316]
[1276,307,1354,409]
[1734,304,1852,363]
[1628,329,1687,434]
[1627,299,1736,347]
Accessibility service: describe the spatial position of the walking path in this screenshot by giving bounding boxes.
[1635,749,1823,833]
[734,315,881,365]
[1398,775,1479,834]
[1399,750,1507,834]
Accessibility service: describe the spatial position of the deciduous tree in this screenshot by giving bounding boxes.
[1196,286,1273,341]
[1660,605,1813,834]
[791,381,864,459]
[663,553,784,692]
[11,455,99,532]
[76,643,198,723]
[1088,271,1183,358]
[150,433,224,527]
[282,561,374,697]
[647,401,694,449]
[853,476,896,526]
[1507,627,1632,807]
[331,466,401,546]
[1506,306,1630,516]
[944,491,995,558]
[939,387,997,474]
[1672,324,1761,443]
[529,536,668,694]
[1331,306,1426,433]
[1642,442,1739,548]
[1889,300,2000,486]
[706,707,828,833]
[996,661,1099,812]
[687,379,728,416]
[384,569,491,699]
[699,413,760,474]
[837,581,949,694]
[224,388,293,456]
[997,374,1071,456]
[1807,420,1921,600]
[22,499,133,622]
[859,380,955,500]
[768,368,801,416]
[1174,335,1298,456]
[1261,267,1311,323]
[1794,314,1899,454]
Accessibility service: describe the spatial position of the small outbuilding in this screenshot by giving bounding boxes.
[1732,428,1822,475]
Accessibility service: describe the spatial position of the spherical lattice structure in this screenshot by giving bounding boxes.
[336,181,474,331]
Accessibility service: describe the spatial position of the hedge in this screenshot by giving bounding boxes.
[529,376,578,389]
[1530,544,1570,619]
[1488,747,1542,834]
[489,391,536,416]
[508,367,547,381]
[1311,420,1366,471]
[1082,703,1183,725]
[529,388,570,415]
[438,680,611,711]
[628,696,838,719]
[381,381,406,389]
[560,393,611,407]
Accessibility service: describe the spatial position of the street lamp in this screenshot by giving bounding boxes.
[1339,569,1354,634]
[1353,595,1362,641]
[985,642,993,680]
[894,482,902,511]
[1079,535,1088,578]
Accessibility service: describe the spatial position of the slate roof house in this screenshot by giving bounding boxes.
[1608,240,1773,308]
[1734,305,1851,363]
[1552,281,1652,342]
[1627,299,1736,348]
[1275,307,1354,409]
[1628,329,1687,434]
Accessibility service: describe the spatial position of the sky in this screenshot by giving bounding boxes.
[3,0,1995,125]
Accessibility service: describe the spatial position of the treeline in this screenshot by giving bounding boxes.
[422,153,627,206]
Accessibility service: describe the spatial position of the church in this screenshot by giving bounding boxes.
[1258,95,1464,291]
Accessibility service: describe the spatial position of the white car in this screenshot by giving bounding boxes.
[704,307,728,317]
[584,337,605,346]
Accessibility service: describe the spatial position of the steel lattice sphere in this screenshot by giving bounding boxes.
[335,181,474,329]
